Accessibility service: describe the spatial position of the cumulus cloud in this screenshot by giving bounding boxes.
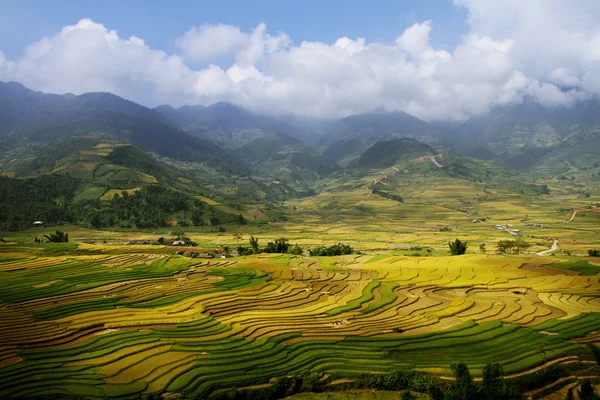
[176,22,290,66]
[1,2,600,120]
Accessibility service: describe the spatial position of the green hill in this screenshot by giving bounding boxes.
[353,138,438,169]
[321,111,439,165]
[232,133,339,194]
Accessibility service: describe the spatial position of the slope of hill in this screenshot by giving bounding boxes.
[353,138,438,169]
[0,81,246,175]
[452,99,600,172]
[0,136,249,230]
[321,111,439,165]
[340,138,549,198]
[155,102,319,149]
[232,133,339,194]
[0,136,209,195]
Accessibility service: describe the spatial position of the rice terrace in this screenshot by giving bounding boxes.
[1,189,600,399]
[3,1,600,399]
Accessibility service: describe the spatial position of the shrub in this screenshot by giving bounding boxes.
[310,243,354,256]
[589,249,600,257]
[44,230,69,243]
[449,239,467,255]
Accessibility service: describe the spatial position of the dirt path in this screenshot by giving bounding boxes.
[565,207,600,223]
[566,210,581,223]
[523,374,597,399]
[537,240,560,256]
[438,356,584,382]
[367,165,401,195]
[411,154,444,168]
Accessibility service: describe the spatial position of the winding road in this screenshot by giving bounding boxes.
[536,239,560,256]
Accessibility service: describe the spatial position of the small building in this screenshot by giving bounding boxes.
[196,253,213,258]
[172,240,186,246]
[32,221,44,227]
[229,250,240,257]
[214,253,226,258]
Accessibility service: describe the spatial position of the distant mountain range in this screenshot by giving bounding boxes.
[0,81,245,175]
[0,80,598,228]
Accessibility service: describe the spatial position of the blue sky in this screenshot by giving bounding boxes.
[0,1,598,120]
[0,0,467,59]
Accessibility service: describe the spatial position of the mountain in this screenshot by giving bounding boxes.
[346,138,549,196]
[0,136,247,230]
[0,81,246,175]
[452,99,600,171]
[353,138,438,169]
[155,102,323,149]
[321,111,440,166]
[232,132,339,194]
[1,136,198,191]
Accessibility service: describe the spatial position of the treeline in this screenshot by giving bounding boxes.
[0,175,243,230]
[0,175,79,230]
[212,362,580,400]
[241,237,354,257]
[77,185,243,229]
[372,188,404,203]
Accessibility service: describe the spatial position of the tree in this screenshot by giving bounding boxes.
[512,238,531,254]
[191,208,204,226]
[249,236,260,254]
[589,249,600,257]
[428,383,444,400]
[496,240,514,254]
[44,230,69,243]
[449,239,468,255]
[590,343,600,371]
[446,362,477,400]
[291,244,303,256]
[579,379,598,400]
[479,243,486,253]
[275,238,289,253]
[401,391,416,400]
[233,233,242,245]
[566,387,575,400]
[481,363,507,400]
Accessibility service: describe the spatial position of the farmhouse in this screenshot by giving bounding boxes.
[172,240,186,246]
[32,221,44,227]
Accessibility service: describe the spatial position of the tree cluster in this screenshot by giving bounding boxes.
[496,239,531,254]
[214,362,526,400]
[589,249,600,257]
[0,175,245,230]
[310,243,354,256]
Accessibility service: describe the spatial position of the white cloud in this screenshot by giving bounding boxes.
[175,24,248,62]
[176,22,290,66]
[1,2,600,121]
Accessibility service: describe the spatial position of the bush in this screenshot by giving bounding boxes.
[449,239,467,255]
[589,249,600,257]
[44,230,69,243]
[310,243,354,256]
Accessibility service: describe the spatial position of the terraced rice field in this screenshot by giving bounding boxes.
[0,251,599,398]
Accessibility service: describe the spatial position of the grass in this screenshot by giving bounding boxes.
[549,260,600,276]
